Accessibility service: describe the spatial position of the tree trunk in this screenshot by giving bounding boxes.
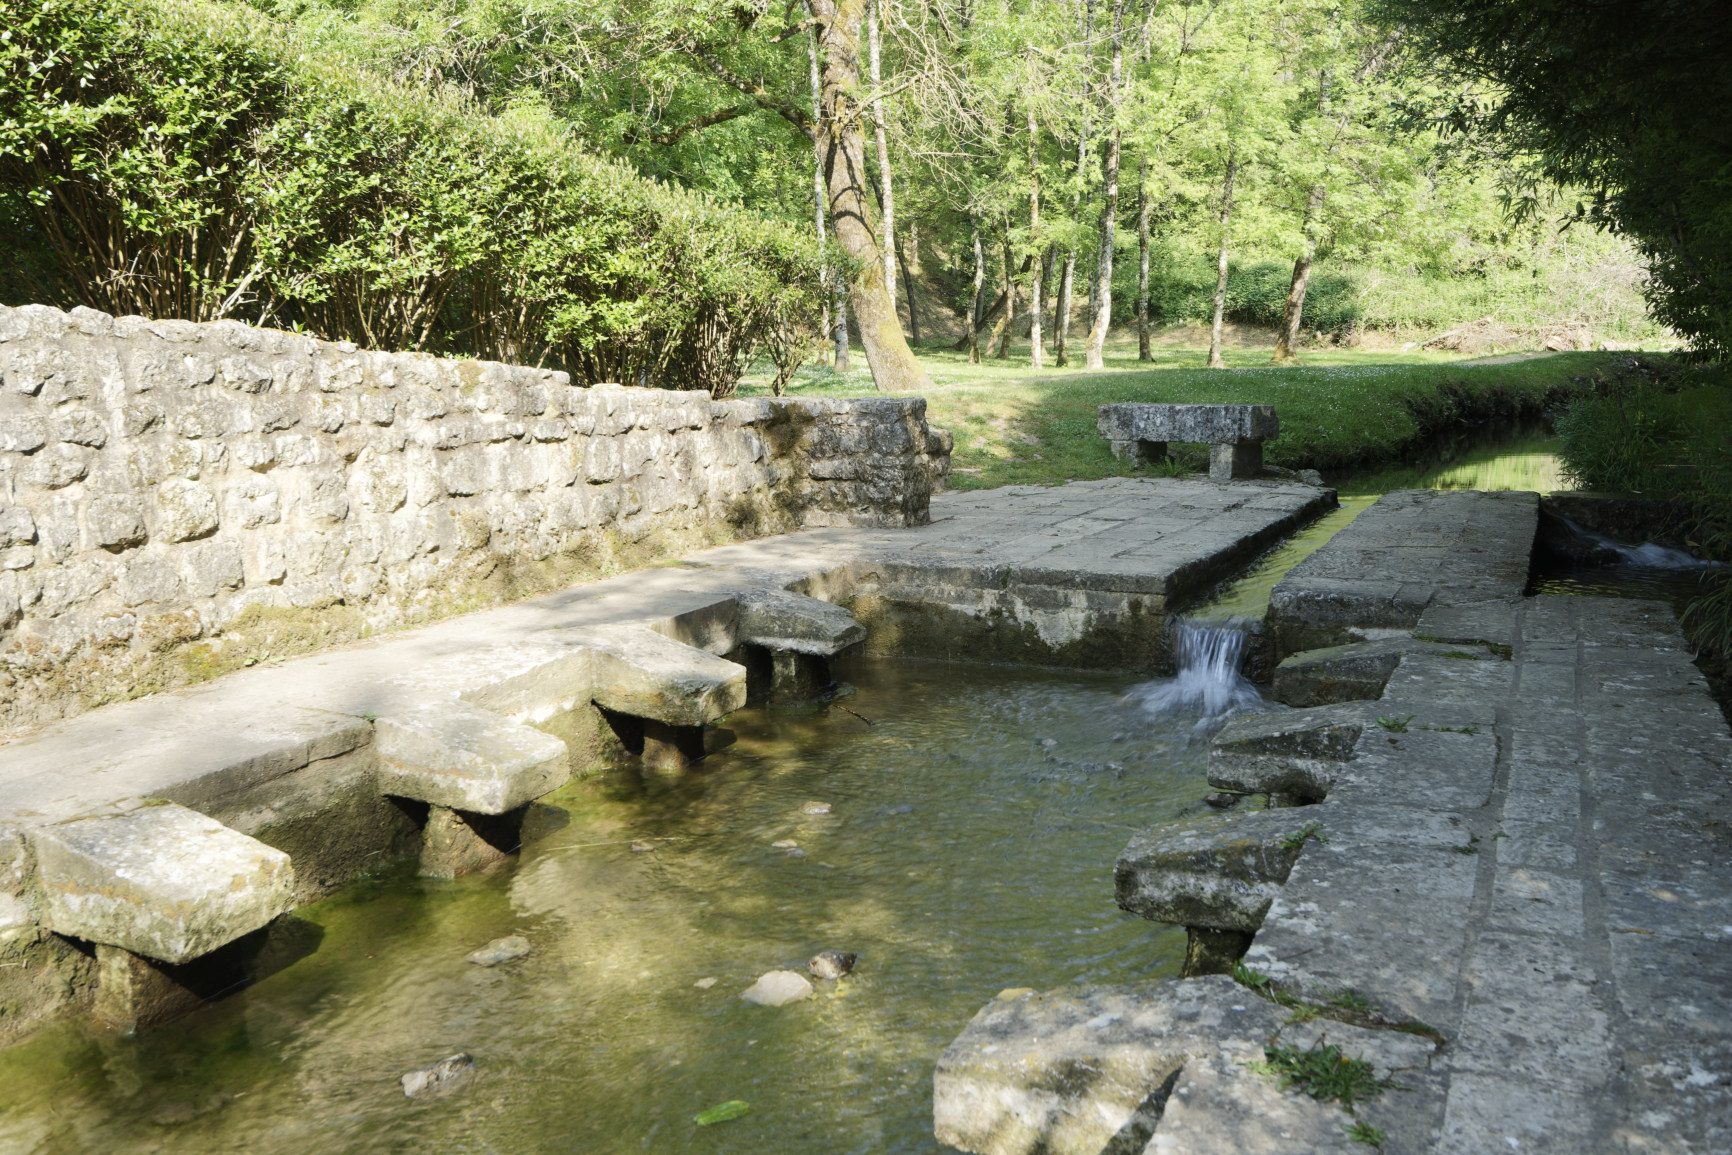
[1055,251,1076,365]
[1272,183,1326,363]
[968,225,985,363]
[1136,154,1152,361]
[808,29,832,359]
[868,0,896,313]
[809,0,930,392]
[809,28,849,374]
[897,221,920,345]
[1207,151,1237,370]
[1027,107,1044,370]
[1083,0,1126,372]
[992,230,1016,358]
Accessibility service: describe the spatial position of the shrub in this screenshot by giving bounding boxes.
[0,0,820,395]
[1139,256,1362,334]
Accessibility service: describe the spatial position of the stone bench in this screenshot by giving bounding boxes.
[1097,403,1278,481]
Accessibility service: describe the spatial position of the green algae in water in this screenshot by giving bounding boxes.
[693,1100,751,1125]
[0,659,1213,1154]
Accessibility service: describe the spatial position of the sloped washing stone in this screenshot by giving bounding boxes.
[375,701,570,814]
[1115,810,1321,933]
[933,975,1287,1155]
[31,803,294,964]
[1272,638,1496,707]
[1206,706,1368,801]
[571,623,747,727]
[734,589,866,656]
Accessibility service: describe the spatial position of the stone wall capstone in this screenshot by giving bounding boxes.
[0,304,950,731]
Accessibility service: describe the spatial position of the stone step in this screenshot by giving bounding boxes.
[374,701,570,815]
[1207,706,1370,802]
[567,623,747,727]
[734,588,866,656]
[30,802,294,965]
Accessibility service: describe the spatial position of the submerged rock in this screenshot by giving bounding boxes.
[694,976,718,989]
[740,970,813,1006]
[799,801,832,816]
[401,1052,474,1098]
[1203,792,1242,810]
[466,936,530,967]
[770,839,799,849]
[630,840,655,853]
[809,950,858,980]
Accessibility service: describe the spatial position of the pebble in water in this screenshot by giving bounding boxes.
[740,971,813,1006]
[630,840,654,852]
[800,801,832,816]
[694,977,718,989]
[808,951,858,980]
[466,936,531,967]
[1203,792,1242,810]
[401,1053,474,1098]
[771,839,799,849]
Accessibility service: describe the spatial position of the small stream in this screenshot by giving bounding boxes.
[2,426,1716,1154]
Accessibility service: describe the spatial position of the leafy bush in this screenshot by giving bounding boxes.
[0,0,820,395]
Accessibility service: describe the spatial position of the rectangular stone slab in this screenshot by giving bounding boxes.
[733,588,866,656]
[31,803,294,964]
[374,701,570,814]
[570,623,747,727]
[1116,810,1319,932]
[1097,404,1279,445]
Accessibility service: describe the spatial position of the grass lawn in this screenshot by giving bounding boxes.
[740,333,1637,489]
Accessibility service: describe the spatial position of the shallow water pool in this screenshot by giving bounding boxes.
[0,660,1229,1155]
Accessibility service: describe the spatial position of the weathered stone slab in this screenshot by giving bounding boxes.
[1207,706,1368,801]
[1098,404,1278,446]
[569,623,747,726]
[31,803,294,964]
[374,701,570,814]
[734,588,865,656]
[1271,638,1497,707]
[933,976,1285,1155]
[1148,1049,1361,1154]
[1265,490,1537,659]
[1115,810,1321,932]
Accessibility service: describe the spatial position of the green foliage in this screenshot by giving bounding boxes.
[1142,258,1362,333]
[1371,0,1732,356]
[1249,1043,1384,1107]
[1232,960,1274,991]
[1280,822,1328,851]
[0,0,820,395]
[1375,715,1415,733]
[1346,1120,1387,1147]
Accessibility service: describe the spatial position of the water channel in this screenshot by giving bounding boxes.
[1,427,1715,1154]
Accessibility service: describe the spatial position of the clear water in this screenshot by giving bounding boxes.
[0,660,1233,1155]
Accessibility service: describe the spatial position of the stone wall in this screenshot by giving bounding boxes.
[0,304,949,732]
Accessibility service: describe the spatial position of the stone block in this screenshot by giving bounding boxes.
[1097,403,1278,446]
[31,803,295,965]
[375,701,570,814]
[1272,638,1492,706]
[734,588,866,656]
[933,975,1285,1155]
[573,623,747,728]
[1115,809,1321,932]
[1206,706,1367,800]
[154,478,219,542]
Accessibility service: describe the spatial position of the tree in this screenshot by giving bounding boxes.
[1370,0,1732,355]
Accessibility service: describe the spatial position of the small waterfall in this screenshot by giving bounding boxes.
[1128,618,1266,720]
[1559,515,1724,571]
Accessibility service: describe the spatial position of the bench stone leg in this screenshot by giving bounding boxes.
[770,650,829,704]
[419,804,522,879]
[1110,438,1168,465]
[1209,439,1263,481]
[642,719,707,772]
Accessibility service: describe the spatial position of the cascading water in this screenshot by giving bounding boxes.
[1127,617,1269,722]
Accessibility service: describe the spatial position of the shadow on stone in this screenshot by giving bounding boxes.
[90,914,324,1032]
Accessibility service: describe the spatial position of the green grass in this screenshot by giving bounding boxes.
[742,334,1635,490]
[1249,1043,1384,1107]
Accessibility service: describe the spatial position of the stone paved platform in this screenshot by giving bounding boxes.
[938,593,1732,1153]
[1266,489,1537,659]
